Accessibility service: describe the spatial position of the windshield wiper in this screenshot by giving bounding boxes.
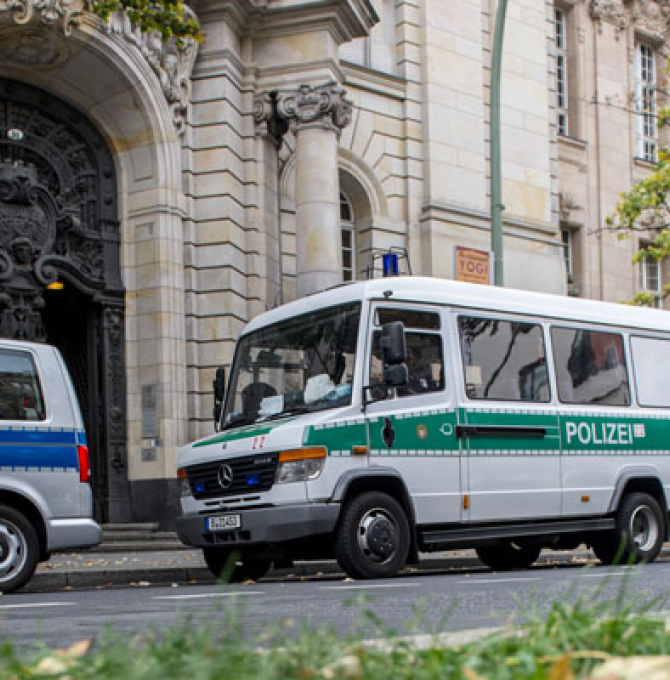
[260,406,311,422]
[221,414,257,430]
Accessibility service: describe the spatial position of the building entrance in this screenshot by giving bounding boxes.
[0,77,129,522]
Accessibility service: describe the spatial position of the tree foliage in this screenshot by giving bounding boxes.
[91,0,203,45]
[607,104,670,306]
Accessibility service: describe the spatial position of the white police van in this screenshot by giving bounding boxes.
[176,277,670,581]
[0,338,101,592]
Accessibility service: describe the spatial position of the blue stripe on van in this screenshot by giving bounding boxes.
[0,428,82,471]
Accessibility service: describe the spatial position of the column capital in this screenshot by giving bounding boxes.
[276,83,353,136]
[253,91,289,148]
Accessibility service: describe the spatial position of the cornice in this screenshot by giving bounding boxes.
[197,0,377,43]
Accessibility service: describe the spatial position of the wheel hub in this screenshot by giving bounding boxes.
[358,511,398,562]
[630,505,657,552]
[0,523,24,581]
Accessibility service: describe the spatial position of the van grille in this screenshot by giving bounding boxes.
[186,453,278,499]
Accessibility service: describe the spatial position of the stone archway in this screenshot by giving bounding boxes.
[0,76,129,522]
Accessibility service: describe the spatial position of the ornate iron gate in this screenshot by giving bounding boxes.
[0,77,129,522]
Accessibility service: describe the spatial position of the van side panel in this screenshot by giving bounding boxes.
[559,410,670,515]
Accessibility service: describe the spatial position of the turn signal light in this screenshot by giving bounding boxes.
[278,447,327,463]
[77,445,91,483]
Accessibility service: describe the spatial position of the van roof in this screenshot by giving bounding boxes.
[244,277,670,335]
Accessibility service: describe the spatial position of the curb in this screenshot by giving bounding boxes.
[23,550,602,593]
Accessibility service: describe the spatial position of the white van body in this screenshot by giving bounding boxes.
[176,277,670,579]
[0,338,101,592]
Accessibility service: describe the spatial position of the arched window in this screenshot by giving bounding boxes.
[340,192,356,282]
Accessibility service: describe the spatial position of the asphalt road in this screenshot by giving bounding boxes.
[3,558,670,652]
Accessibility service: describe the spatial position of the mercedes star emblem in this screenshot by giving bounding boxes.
[217,463,234,489]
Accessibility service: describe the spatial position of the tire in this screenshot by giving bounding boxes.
[0,505,39,593]
[334,491,411,579]
[475,541,541,571]
[592,492,665,566]
[202,548,272,582]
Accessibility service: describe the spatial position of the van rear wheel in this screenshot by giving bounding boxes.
[592,492,664,565]
[334,491,410,579]
[476,542,541,571]
[203,548,272,582]
[0,505,39,593]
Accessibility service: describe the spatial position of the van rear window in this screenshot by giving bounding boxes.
[629,336,669,407]
[458,316,549,402]
[0,349,46,421]
[551,327,630,406]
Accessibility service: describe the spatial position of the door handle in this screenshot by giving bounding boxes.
[456,425,546,439]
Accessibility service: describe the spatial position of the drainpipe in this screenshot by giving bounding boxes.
[490,0,508,286]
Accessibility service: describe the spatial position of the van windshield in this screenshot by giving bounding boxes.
[221,302,362,429]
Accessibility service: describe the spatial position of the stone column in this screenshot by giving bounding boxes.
[253,92,288,309]
[277,84,353,298]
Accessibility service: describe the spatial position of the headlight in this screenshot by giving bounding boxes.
[177,468,192,497]
[275,447,327,484]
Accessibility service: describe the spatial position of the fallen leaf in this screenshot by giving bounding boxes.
[549,654,575,680]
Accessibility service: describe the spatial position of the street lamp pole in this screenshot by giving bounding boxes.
[490,0,508,286]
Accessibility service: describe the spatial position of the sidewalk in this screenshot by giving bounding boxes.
[25,545,604,593]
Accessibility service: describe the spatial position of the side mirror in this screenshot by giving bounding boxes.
[381,321,408,389]
[380,321,406,365]
[213,367,226,430]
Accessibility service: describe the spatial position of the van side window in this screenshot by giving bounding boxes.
[551,327,630,406]
[630,336,670,407]
[376,309,441,330]
[370,331,444,396]
[458,316,550,402]
[0,349,46,421]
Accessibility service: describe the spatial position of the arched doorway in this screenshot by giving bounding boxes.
[0,77,129,522]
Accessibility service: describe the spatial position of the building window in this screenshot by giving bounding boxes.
[341,193,355,282]
[639,247,662,307]
[561,228,573,283]
[555,8,569,136]
[635,43,658,163]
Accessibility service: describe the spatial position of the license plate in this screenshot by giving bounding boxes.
[207,514,241,532]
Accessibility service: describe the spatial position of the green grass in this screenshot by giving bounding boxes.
[4,578,670,679]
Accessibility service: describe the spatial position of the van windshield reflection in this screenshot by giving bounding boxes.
[221,302,361,430]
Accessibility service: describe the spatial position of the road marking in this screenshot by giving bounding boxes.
[0,602,76,610]
[457,577,540,585]
[579,571,629,578]
[153,591,265,601]
[320,583,423,591]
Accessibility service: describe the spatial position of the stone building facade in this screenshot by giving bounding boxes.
[0,0,664,525]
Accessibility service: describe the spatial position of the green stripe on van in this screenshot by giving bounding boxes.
[193,418,296,447]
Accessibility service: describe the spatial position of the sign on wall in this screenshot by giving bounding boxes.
[454,246,491,285]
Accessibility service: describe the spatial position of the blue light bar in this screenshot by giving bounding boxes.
[382,252,399,277]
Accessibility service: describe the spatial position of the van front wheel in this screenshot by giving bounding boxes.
[334,491,410,579]
[0,505,39,593]
[592,492,665,565]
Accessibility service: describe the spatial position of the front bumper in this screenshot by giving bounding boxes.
[176,503,340,548]
[46,518,102,552]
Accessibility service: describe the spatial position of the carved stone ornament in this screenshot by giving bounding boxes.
[275,84,353,136]
[632,0,670,41]
[253,92,289,147]
[0,26,69,66]
[0,0,198,135]
[559,192,583,224]
[590,0,630,36]
[104,12,198,136]
[0,0,89,35]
